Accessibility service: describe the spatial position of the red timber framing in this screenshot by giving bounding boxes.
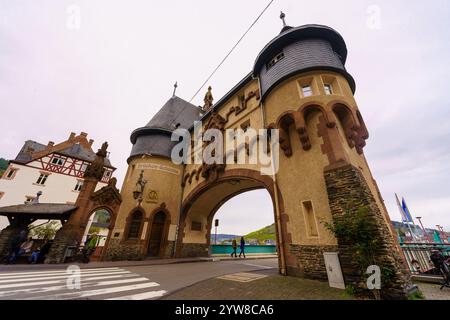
[14,153,114,184]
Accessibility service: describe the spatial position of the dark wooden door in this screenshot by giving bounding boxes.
[148,212,166,257]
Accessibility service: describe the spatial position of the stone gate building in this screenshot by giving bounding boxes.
[104,21,411,298]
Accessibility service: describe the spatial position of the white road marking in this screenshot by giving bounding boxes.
[0,273,137,289]
[0,267,166,300]
[0,277,150,297]
[0,271,131,284]
[0,267,122,277]
[27,282,161,300]
[106,290,167,300]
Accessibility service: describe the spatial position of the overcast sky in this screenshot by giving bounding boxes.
[1,0,449,235]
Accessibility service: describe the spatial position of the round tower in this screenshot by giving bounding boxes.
[105,96,202,260]
[250,21,411,298]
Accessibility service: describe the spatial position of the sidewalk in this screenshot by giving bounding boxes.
[162,269,354,300]
[0,255,276,271]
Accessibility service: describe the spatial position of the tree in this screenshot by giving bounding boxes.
[0,158,8,176]
[29,221,61,239]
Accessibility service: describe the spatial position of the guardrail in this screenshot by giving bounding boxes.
[211,244,277,255]
[400,243,450,275]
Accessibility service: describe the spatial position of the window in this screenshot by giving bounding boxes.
[74,180,83,192]
[127,211,143,239]
[80,163,88,172]
[302,85,313,97]
[4,168,17,180]
[324,84,333,95]
[0,192,4,200]
[51,156,65,166]
[302,201,319,237]
[266,52,285,70]
[36,173,49,185]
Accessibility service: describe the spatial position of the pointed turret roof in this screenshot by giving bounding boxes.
[144,96,202,131]
[129,95,203,161]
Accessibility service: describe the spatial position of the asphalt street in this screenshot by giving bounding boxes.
[0,258,278,300]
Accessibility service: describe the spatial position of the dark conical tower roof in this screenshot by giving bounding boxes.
[128,96,202,162]
[145,96,201,131]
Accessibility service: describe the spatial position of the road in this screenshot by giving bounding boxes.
[0,258,278,300]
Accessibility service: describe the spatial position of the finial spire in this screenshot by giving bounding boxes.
[280,11,287,27]
[172,81,178,97]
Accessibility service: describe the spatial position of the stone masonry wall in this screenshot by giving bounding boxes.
[103,238,145,261]
[289,245,339,280]
[178,243,209,258]
[324,163,412,299]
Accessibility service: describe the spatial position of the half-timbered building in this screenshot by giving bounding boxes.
[0,132,115,230]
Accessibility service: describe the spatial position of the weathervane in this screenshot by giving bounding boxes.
[280,11,287,27]
[172,81,178,97]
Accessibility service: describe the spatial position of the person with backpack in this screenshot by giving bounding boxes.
[230,239,238,258]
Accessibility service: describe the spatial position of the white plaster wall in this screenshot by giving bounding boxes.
[0,163,107,231]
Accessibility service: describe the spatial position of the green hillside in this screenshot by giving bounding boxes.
[245,223,276,241]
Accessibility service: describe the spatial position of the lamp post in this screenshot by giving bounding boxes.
[416,217,431,243]
[214,219,219,245]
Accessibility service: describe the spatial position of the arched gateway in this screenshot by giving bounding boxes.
[105,22,412,298]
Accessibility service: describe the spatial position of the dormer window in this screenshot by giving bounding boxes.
[266,52,285,70]
[302,85,313,97]
[51,156,65,166]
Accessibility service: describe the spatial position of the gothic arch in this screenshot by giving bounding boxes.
[144,203,172,258]
[175,168,291,270]
[122,207,146,242]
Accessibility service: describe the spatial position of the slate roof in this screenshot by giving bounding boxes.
[14,140,113,168]
[128,96,203,161]
[0,203,77,219]
[144,96,203,131]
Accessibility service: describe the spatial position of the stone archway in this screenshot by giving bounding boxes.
[176,169,288,274]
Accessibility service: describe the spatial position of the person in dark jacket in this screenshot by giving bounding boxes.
[231,239,237,258]
[6,230,27,264]
[239,237,246,258]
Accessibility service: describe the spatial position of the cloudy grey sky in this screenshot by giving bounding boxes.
[1,0,449,235]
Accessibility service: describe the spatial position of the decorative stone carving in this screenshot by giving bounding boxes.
[203,86,214,112]
[146,190,158,203]
[84,142,108,180]
[91,177,122,206]
[133,170,147,201]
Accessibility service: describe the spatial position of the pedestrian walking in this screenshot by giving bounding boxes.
[231,239,237,258]
[239,237,246,258]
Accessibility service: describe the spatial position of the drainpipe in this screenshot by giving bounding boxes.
[173,156,186,258]
[258,78,287,276]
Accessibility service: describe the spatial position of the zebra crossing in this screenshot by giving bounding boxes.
[0,267,167,300]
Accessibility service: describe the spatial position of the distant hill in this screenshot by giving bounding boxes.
[245,223,276,241]
[210,234,241,243]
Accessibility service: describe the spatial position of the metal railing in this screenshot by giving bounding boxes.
[400,243,450,275]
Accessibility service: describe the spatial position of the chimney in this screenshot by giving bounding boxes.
[47,141,55,148]
[80,132,88,138]
[88,139,94,148]
[69,132,76,141]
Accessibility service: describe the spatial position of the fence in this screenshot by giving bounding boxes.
[211,245,277,255]
[400,243,450,275]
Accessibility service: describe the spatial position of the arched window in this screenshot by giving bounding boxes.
[127,211,143,239]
